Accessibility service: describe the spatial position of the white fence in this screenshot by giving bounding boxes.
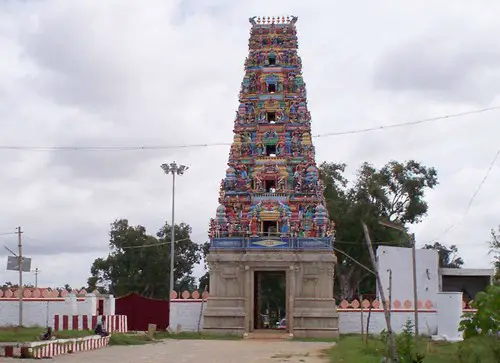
[0,289,115,328]
[170,294,469,339]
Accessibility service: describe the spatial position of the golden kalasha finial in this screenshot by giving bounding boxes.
[256,16,261,24]
[271,16,275,24]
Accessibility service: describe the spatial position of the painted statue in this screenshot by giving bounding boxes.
[249,215,259,237]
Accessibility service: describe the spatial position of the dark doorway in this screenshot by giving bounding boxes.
[97,299,104,315]
[267,112,276,122]
[268,84,276,93]
[264,179,276,192]
[266,144,276,156]
[254,271,286,330]
[268,56,276,66]
[262,221,277,236]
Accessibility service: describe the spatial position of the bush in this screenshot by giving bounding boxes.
[459,285,500,338]
[395,320,425,363]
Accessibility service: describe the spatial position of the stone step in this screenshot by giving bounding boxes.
[244,330,292,340]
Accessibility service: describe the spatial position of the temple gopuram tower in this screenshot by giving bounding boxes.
[203,16,339,338]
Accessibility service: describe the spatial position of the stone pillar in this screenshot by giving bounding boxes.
[244,265,251,334]
[288,265,296,335]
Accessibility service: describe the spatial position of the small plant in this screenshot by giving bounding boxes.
[395,319,426,363]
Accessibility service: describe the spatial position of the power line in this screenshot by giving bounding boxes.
[0,106,498,152]
[0,232,17,236]
[314,106,500,138]
[121,238,191,250]
[433,148,500,242]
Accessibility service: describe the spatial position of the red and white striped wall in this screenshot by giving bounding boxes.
[0,335,110,359]
[53,314,127,333]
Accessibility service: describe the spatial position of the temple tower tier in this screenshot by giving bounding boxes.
[203,15,339,339]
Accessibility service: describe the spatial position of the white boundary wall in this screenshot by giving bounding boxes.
[170,299,206,331]
[0,294,115,327]
[170,299,470,336]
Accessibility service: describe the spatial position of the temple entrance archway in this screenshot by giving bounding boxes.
[252,271,287,331]
[262,220,278,236]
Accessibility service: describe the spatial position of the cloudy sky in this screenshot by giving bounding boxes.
[1,0,499,289]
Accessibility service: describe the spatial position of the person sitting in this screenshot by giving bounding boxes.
[94,316,110,337]
[39,327,53,341]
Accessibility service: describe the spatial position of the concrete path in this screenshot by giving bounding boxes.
[45,339,334,363]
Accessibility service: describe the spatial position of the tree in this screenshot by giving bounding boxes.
[423,242,464,268]
[175,276,197,292]
[489,226,500,282]
[320,160,438,300]
[198,241,210,292]
[2,282,35,289]
[87,219,202,299]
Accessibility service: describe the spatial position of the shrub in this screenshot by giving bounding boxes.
[459,285,500,338]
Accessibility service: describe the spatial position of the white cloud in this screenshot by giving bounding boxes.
[1,0,500,289]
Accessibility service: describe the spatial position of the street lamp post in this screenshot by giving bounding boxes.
[161,162,189,297]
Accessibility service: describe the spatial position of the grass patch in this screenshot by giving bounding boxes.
[293,337,338,343]
[327,335,498,363]
[108,331,241,345]
[0,327,92,342]
[164,331,241,340]
[109,333,152,345]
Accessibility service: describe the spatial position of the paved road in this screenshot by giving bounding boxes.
[44,339,333,363]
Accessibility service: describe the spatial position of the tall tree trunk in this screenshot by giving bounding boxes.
[336,266,367,300]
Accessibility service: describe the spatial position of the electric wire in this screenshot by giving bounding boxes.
[0,105,498,152]
[432,148,500,242]
[119,238,192,249]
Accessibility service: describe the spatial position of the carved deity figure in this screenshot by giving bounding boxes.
[249,216,259,237]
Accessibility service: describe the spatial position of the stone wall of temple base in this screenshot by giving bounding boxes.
[202,250,339,338]
[293,298,339,339]
[202,297,246,335]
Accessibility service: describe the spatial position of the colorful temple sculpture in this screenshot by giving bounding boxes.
[203,16,339,338]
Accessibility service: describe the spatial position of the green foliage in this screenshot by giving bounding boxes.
[489,227,500,283]
[87,219,202,299]
[457,341,481,363]
[327,335,498,363]
[198,241,210,291]
[319,160,438,299]
[459,285,500,338]
[395,320,425,363]
[423,242,464,268]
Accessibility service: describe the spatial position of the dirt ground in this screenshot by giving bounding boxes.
[30,339,334,363]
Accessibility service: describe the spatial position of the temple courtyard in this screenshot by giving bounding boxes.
[8,340,333,362]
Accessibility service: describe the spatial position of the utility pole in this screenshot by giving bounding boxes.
[362,223,398,362]
[161,162,189,296]
[17,226,23,327]
[410,233,419,337]
[34,267,41,288]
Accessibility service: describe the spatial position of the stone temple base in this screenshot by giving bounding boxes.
[203,250,339,338]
